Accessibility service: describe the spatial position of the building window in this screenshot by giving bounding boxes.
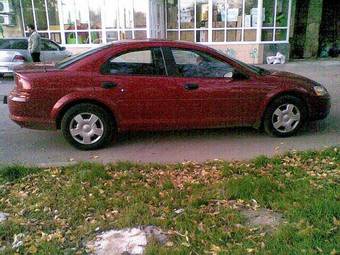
[61,0,75,30]
[167,0,178,30]
[91,31,102,44]
[262,29,273,41]
[134,1,147,28]
[106,31,118,42]
[89,0,102,29]
[33,0,48,30]
[180,31,194,42]
[104,0,118,29]
[168,0,246,43]
[262,0,289,42]
[47,0,61,30]
[119,0,133,29]
[263,0,274,27]
[19,0,290,46]
[51,32,62,43]
[21,0,34,28]
[227,0,243,28]
[21,0,150,46]
[180,0,194,29]
[166,0,290,43]
[75,2,89,30]
[167,31,178,40]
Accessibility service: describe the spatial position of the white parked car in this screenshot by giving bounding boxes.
[0,37,72,77]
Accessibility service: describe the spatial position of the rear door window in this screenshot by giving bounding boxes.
[0,39,28,50]
[102,48,166,76]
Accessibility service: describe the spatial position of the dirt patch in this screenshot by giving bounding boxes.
[240,208,284,232]
[202,199,284,233]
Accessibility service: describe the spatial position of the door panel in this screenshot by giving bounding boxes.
[165,47,246,128]
[169,77,244,128]
[93,47,182,131]
[94,75,181,130]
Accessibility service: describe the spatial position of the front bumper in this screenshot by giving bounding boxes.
[308,95,331,121]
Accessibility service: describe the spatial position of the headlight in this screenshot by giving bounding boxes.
[313,86,328,96]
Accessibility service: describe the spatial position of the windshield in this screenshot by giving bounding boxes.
[229,57,271,75]
[56,44,112,69]
[217,50,270,75]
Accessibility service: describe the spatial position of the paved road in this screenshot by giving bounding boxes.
[0,60,339,166]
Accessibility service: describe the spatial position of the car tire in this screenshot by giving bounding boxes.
[61,103,115,150]
[263,95,307,137]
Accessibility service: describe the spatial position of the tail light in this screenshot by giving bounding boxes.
[16,75,32,90]
[13,55,26,62]
[10,74,31,102]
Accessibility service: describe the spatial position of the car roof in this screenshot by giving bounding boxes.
[110,39,201,47]
[106,39,214,53]
[0,38,206,49]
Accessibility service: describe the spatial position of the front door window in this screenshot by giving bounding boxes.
[171,49,234,78]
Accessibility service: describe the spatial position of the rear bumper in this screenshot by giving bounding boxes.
[0,62,23,75]
[308,96,331,121]
[2,95,7,104]
[9,114,56,130]
[8,94,56,130]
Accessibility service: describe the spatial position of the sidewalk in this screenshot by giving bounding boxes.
[260,58,340,68]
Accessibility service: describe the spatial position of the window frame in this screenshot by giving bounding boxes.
[100,47,168,77]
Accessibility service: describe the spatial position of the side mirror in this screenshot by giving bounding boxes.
[60,46,66,51]
[224,71,234,78]
[231,70,249,80]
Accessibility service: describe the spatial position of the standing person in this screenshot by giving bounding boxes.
[27,24,41,62]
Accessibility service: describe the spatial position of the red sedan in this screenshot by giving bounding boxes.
[8,40,331,150]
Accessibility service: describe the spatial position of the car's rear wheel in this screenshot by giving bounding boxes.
[61,103,115,150]
[264,95,307,137]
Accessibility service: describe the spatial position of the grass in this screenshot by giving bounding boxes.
[0,147,339,254]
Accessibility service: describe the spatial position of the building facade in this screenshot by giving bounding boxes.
[2,0,294,63]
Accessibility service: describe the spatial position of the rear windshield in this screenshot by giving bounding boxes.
[0,39,28,50]
[56,44,112,69]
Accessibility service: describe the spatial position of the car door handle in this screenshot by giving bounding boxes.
[184,83,199,90]
[101,82,118,89]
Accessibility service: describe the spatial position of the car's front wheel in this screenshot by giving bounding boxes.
[61,103,115,150]
[264,95,307,137]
